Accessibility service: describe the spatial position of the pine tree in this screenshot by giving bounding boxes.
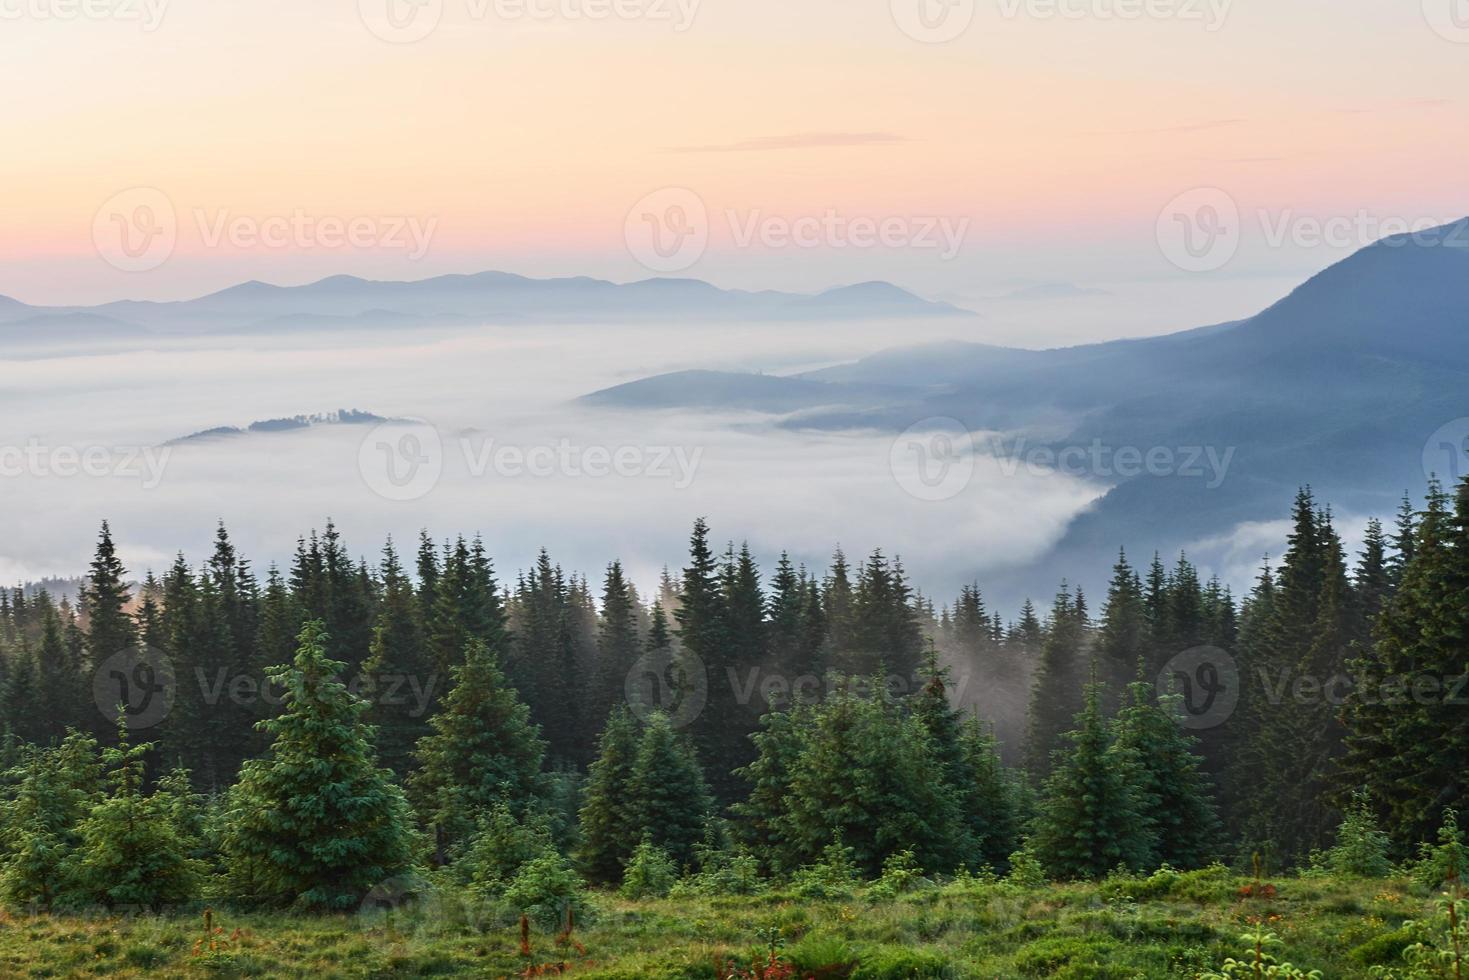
[911,648,1018,870]
[66,714,205,909]
[82,521,137,672]
[0,732,100,910]
[1341,479,1469,846]
[1098,550,1149,701]
[674,519,734,799]
[1026,583,1090,777]
[408,638,546,860]
[1112,681,1221,869]
[361,539,433,776]
[222,621,416,910]
[576,705,642,884]
[778,680,966,876]
[1032,674,1152,880]
[626,711,714,871]
[592,562,642,734]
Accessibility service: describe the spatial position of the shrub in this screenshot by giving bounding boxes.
[502,850,591,930]
[866,849,929,901]
[790,836,861,899]
[1408,809,1469,891]
[620,837,678,900]
[1006,841,1048,888]
[1319,792,1393,878]
[458,805,556,896]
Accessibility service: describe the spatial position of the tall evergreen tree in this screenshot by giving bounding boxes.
[1032,675,1152,880]
[576,705,642,884]
[408,638,546,860]
[1112,681,1221,869]
[222,621,416,910]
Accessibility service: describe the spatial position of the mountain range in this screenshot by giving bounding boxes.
[0,273,968,341]
[586,218,1469,603]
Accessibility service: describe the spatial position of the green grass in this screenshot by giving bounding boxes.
[0,871,1435,978]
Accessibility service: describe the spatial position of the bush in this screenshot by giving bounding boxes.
[1319,792,1392,878]
[790,836,861,899]
[867,849,929,900]
[458,805,557,896]
[502,851,591,929]
[1006,841,1048,888]
[672,850,767,898]
[1407,808,1469,891]
[620,837,677,900]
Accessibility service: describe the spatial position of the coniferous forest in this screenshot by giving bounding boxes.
[3,479,1469,977]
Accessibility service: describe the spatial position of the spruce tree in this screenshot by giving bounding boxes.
[591,562,642,732]
[576,704,642,884]
[82,521,137,671]
[626,710,714,871]
[361,539,432,776]
[1032,674,1152,880]
[1112,681,1221,869]
[1341,479,1469,846]
[222,621,416,910]
[408,638,546,860]
[67,714,205,909]
[1026,583,1089,777]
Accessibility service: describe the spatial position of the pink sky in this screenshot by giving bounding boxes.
[1,0,1466,335]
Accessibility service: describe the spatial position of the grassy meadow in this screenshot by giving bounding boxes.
[0,867,1446,979]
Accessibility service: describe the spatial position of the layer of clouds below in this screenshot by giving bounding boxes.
[2,319,1104,606]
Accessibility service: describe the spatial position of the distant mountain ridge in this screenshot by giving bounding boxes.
[0,272,971,341]
[584,217,1469,604]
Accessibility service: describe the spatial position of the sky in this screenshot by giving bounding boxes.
[2,0,1467,343]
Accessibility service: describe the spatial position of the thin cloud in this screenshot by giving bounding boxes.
[1083,118,1245,136]
[666,132,908,153]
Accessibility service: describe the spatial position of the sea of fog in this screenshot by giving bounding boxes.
[3,312,1356,612]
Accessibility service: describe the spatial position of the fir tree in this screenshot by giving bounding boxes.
[361,539,433,776]
[1032,674,1152,880]
[408,638,546,860]
[66,713,205,909]
[1112,680,1221,869]
[576,704,642,884]
[222,621,417,910]
[625,711,714,871]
